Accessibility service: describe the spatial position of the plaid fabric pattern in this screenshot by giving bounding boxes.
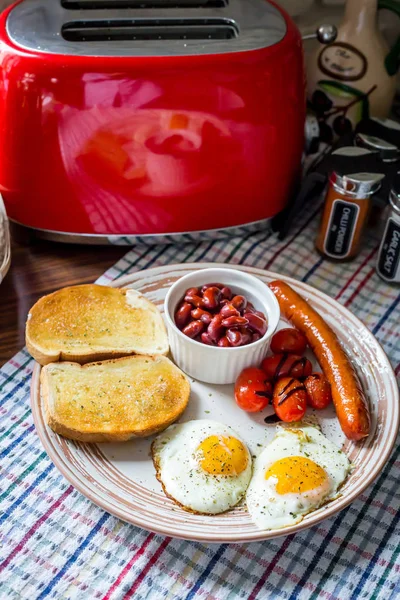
[1,198,399,600]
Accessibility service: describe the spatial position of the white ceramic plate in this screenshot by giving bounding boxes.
[30,264,399,543]
[0,194,11,285]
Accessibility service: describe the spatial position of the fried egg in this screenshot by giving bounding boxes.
[246,423,351,530]
[152,420,252,514]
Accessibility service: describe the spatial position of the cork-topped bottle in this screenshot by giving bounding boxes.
[307,0,400,140]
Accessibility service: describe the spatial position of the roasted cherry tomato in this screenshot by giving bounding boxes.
[270,328,307,355]
[235,367,272,412]
[261,353,312,381]
[304,373,332,409]
[272,377,307,422]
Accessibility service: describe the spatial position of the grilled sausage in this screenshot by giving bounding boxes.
[268,280,370,441]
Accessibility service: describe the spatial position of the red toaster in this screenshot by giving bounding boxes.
[0,0,305,244]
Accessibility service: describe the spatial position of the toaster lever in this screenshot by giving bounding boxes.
[302,24,337,45]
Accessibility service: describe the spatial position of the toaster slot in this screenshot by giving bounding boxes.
[8,0,287,56]
[61,1,228,8]
[61,18,238,41]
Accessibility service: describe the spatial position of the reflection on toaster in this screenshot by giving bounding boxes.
[59,108,241,199]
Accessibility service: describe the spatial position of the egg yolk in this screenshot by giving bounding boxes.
[265,456,328,494]
[198,435,248,476]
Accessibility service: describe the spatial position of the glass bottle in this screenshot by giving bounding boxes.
[376,189,400,283]
[307,0,400,133]
[316,154,383,260]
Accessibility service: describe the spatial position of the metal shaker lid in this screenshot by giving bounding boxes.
[371,117,400,132]
[330,148,384,198]
[389,189,400,214]
[332,147,372,158]
[355,132,399,162]
[330,171,384,198]
[389,171,400,214]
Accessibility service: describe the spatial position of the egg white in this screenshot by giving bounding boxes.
[246,423,351,530]
[152,420,252,514]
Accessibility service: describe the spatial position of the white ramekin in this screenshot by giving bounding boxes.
[164,267,280,384]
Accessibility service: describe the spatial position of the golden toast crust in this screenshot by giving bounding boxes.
[26,284,169,366]
[41,355,190,442]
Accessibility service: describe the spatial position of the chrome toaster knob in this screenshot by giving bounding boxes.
[302,24,337,45]
[316,24,338,45]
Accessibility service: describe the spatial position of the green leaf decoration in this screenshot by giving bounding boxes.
[351,98,368,123]
[318,80,365,99]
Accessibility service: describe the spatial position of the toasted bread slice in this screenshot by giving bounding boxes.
[41,355,190,442]
[26,284,169,366]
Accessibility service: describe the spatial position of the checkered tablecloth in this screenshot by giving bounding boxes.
[1,198,399,600]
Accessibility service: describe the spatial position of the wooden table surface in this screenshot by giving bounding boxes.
[0,238,125,366]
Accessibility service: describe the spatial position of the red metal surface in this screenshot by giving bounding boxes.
[0,1,305,236]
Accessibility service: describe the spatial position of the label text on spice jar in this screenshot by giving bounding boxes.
[377,218,400,282]
[324,200,359,258]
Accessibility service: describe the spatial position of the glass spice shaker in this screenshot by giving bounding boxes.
[316,148,384,261]
[355,132,399,227]
[376,188,400,284]
[305,111,321,155]
[355,132,400,163]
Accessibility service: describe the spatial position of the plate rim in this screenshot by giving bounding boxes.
[30,263,400,543]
